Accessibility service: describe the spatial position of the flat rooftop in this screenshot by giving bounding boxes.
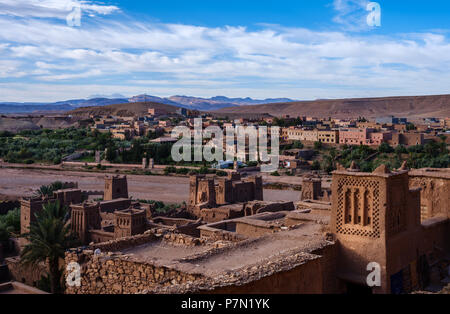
[117,213,329,278]
[0,282,48,295]
[409,168,450,179]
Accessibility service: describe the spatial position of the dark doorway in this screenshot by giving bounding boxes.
[391,271,404,294]
[345,282,373,294]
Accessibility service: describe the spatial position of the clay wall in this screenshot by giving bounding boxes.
[209,256,323,294]
[65,249,204,294]
[409,171,450,220]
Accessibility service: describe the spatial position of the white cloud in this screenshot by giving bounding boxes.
[0,1,449,101]
[0,0,118,19]
[332,0,371,31]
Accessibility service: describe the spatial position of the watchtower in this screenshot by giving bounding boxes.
[330,163,421,294]
[71,203,101,245]
[114,209,146,239]
[104,175,128,201]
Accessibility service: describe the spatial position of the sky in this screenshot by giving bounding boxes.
[0,0,450,102]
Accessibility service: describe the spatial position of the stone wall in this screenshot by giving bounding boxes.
[311,243,341,294]
[65,248,204,294]
[209,256,323,294]
[199,228,246,242]
[256,201,295,214]
[89,229,115,244]
[5,256,47,287]
[199,207,243,223]
[152,243,336,294]
[87,230,205,253]
[409,170,450,220]
[99,198,132,213]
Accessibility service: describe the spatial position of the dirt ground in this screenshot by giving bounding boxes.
[0,168,300,203]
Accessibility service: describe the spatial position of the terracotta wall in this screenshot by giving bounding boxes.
[208,257,324,294]
[5,257,47,288]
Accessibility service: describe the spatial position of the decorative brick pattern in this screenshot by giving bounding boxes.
[336,177,381,238]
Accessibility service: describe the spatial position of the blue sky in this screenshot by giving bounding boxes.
[0,0,450,102]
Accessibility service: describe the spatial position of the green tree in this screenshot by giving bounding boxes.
[0,207,20,251]
[378,142,394,153]
[34,181,64,198]
[105,146,117,162]
[311,160,321,170]
[395,145,407,155]
[314,141,323,150]
[292,141,304,149]
[20,201,77,294]
[406,123,416,131]
[34,185,53,198]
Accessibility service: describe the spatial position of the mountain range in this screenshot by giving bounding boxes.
[0,98,129,114]
[214,94,450,119]
[0,94,296,114]
[128,94,295,110]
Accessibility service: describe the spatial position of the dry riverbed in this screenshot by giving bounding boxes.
[0,168,300,203]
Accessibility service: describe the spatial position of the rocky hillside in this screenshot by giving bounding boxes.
[0,116,78,132]
[214,94,450,119]
[68,102,181,117]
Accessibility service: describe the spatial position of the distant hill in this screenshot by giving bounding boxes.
[0,116,78,132]
[129,94,296,110]
[0,94,296,114]
[5,93,449,118]
[68,101,181,117]
[0,98,129,114]
[214,94,450,119]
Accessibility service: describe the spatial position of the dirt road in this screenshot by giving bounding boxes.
[0,168,299,203]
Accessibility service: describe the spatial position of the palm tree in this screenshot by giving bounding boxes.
[34,181,65,198]
[20,200,77,294]
[34,184,53,198]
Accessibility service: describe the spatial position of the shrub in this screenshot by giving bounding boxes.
[314,141,323,150]
[175,168,190,175]
[311,160,321,170]
[216,170,228,177]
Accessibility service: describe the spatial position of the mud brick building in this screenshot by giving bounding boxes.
[20,186,82,235]
[408,168,450,220]
[188,172,264,222]
[11,163,449,294]
[330,164,449,293]
[104,175,128,201]
[301,177,331,202]
[65,164,449,294]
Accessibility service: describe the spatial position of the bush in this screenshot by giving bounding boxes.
[271,171,280,176]
[378,142,394,153]
[311,160,321,170]
[395,145,408,154]
[164,166,177,175]
[292,141,304,149]
[175,168,190,175]
[0,208,20,242]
